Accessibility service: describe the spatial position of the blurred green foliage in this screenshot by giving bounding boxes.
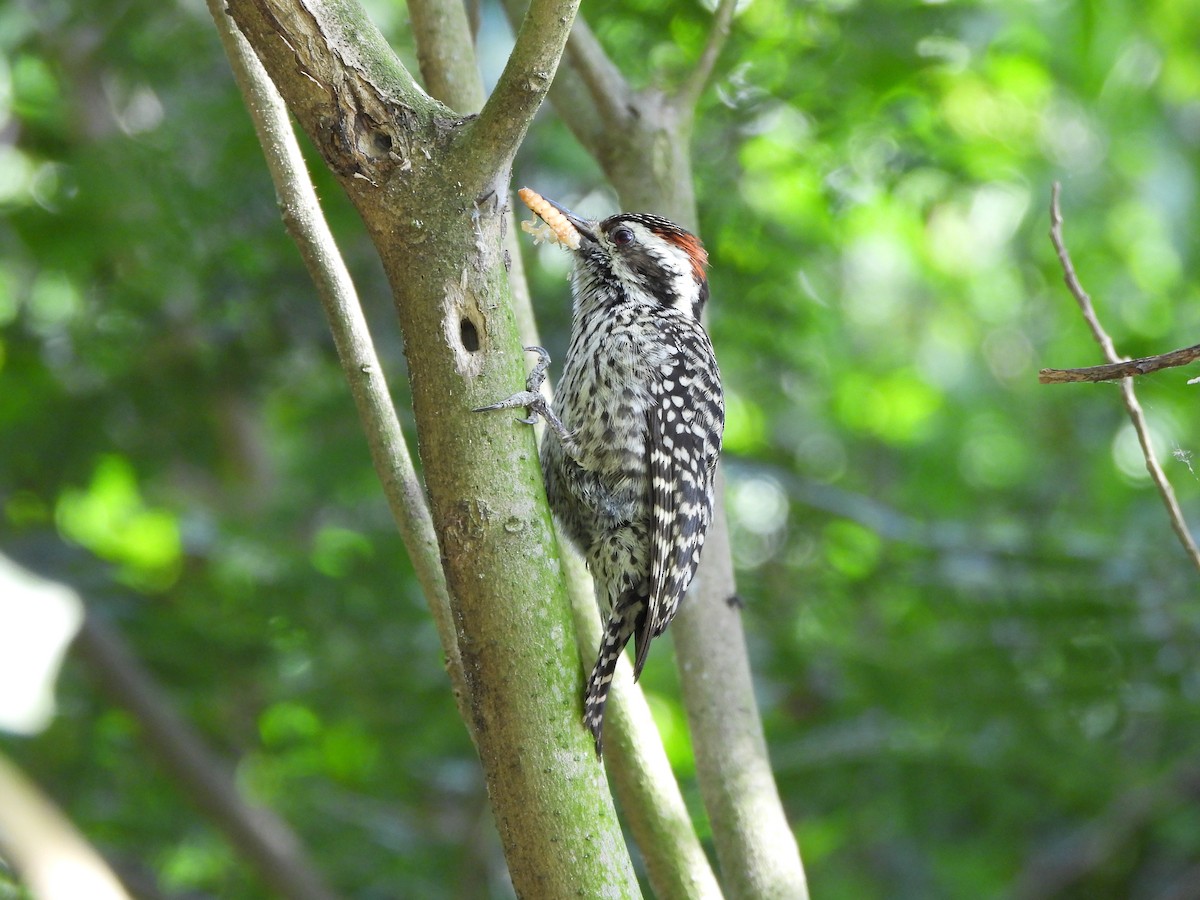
[3,0,1200,896]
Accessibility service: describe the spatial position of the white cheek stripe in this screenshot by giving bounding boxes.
[670,266,696,314]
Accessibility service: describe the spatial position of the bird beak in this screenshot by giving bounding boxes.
[542,196,597,244]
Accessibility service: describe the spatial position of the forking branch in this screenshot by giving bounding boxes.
[222,0,642,893]
[1043,183,1200,575]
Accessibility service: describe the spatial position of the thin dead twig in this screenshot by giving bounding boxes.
[1046,182,1200,574]
[1039,343,1200,383]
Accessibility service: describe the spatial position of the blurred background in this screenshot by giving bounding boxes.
[3,0,1200,896]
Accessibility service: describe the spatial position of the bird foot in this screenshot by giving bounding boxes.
[473,347,573,442]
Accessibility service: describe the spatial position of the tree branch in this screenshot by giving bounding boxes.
[673,0,739,113]
[675,470,810,900]
[498,0,609,154]
[1039,343,1200,383]
[1046,183,1200,575]
[564,18,633,132]
[0,751,132,900]
[209,0,470,725]
[1012,758,1200,898]
[1048,182,1127,362]
[466,0,582,171]
[74,615,339,900]
[406,0,486,112]
[560,550,724,899]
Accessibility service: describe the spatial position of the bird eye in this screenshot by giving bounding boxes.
[611,226,634,246]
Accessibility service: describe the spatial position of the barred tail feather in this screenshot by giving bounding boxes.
[583,609,636,757]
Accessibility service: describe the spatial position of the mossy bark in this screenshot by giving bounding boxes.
[222,0,639,894]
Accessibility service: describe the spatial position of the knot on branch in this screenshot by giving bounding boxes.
[226,0,448,185]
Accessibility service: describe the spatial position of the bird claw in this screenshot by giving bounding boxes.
[474,347,577,449]
[472,390,544,419]
[473,346,554,424]
[522,345,552,394]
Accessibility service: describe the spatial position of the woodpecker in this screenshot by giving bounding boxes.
[476,191,724,756]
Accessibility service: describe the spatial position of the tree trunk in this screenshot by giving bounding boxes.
[222,0,639,894]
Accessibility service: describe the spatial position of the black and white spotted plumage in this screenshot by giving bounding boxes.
[527,199,724,756]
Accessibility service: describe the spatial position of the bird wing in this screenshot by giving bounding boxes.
[635,328,723,679]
